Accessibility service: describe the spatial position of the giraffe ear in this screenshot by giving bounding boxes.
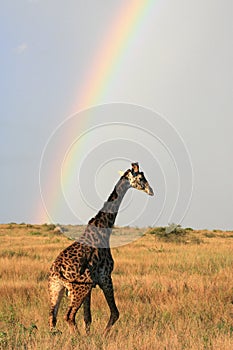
[118,170,124,177]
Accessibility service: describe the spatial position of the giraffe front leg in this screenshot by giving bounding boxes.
[99,276,119,336]
[83,291,92,334]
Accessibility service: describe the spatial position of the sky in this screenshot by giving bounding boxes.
[1,0,232,230]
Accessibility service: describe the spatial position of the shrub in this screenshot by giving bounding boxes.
[28,231,42,236]
[146,225,201,244]
[42,224,56,231]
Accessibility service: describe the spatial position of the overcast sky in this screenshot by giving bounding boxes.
[1,0,232,229]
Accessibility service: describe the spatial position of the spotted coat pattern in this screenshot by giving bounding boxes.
[48,163,153,334]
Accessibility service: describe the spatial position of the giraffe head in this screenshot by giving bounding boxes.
[120,162,154,196]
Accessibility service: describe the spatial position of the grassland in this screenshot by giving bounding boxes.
[0,224,233,349]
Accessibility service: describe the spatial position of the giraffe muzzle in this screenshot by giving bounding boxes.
[146,186,154,196]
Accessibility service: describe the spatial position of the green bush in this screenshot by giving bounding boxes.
[28,231,42,236]
[42,223,56,231]
[146,224,201,244]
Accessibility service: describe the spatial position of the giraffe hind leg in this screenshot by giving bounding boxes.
[65,283,92,334]
[48,275,65,331]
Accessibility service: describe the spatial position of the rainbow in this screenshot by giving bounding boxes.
[35,0,156,224]
[71,0,155,112]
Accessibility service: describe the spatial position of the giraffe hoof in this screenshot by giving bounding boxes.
[85,324,91,335]
[103,327,111,337]
[67,323,79,335]
[49,328,62,336]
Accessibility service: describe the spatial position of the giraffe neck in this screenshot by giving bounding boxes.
[80,177,130,248]
[102,176,130,224]
[91,177,130,228]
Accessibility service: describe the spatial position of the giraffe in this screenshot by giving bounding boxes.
[48,162,154,335]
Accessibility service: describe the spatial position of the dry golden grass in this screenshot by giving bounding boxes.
[0,224,233,349]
